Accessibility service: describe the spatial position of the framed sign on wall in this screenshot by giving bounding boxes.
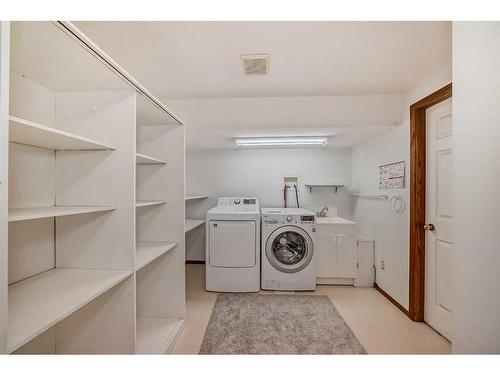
[379,160,405,189]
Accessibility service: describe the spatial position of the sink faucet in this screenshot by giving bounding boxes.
[318,207,328,217]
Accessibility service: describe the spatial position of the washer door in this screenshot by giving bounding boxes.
[265,225,313,273]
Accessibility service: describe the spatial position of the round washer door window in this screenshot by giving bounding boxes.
[265,225,314,273]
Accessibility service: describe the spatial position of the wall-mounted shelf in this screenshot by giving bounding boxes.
[185,219,205,233]
[136,153,166,165]
[185,195,208,201]
[351,193,389,199]
[8,206,116,222]
[135,317,184,354]
[9,116,116,151]
[135,200,166,208]
[305,184,345,193]
[135,242,177,271]
[7,268,132,353]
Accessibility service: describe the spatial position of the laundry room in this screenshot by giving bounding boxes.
[185,147,353,261]
[2,3,500,370]
[0,20,458,356]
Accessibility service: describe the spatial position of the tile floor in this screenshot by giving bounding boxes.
[172,264,451,354]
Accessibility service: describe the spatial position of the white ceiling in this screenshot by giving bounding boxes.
[164,95,402,150]
[75,21,451,150]
[76,21,451,99]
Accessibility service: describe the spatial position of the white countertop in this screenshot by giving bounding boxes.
[315,216,356,225]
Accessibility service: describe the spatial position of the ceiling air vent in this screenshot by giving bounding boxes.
[241,54,269,75]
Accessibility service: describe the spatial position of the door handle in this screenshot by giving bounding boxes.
[424,223,435,231]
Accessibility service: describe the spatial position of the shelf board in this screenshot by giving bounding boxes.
[185,195,208,201]
[8,205,116,222]
[136,153,166,165]
[136,242,177,271]
[9,116,116,151]
[8,268,132,353]
[136,317,185,354]
[305,184,345,193]
[135,200,166,208]
[185,219,205,233]
[351,193,389,199]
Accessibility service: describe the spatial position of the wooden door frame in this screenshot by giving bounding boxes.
[408,83,452,321]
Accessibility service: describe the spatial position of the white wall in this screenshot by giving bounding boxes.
[186,148,352,260]
[452,22,500,354]
[351,125,410,307]
[351,68,452,309]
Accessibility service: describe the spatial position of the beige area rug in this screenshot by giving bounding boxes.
[199,294,366,354]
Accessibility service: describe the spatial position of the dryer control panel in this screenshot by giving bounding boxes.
[217,197,259,206]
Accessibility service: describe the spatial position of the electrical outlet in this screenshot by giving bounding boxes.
[380,260,385,270]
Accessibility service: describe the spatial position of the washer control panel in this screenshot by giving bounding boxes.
[301,215,315,222]
[263,214,316,226]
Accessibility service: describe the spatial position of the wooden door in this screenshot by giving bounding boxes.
[425,98,453,340]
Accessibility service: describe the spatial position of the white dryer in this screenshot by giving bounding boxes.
[206,197,260,292]
[261,208,316,291]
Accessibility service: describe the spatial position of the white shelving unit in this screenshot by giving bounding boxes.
[136,317,184,354]
[135,86,185,355]
[351,193,389,199]
[135,200,166,208]
[9,116,116,150]
[185,195,208,201]
[0,21,185,354]
[135,242,177,271]
[8,206,115,222]
[185,219,205,233]
[305,183,345,193]
[136,153,166,165]
[185,193,209,262]
[8,268,132,353]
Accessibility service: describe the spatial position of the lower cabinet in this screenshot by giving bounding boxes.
[336,234,358,278]
[316,232,358,283]
[317,233,337,278]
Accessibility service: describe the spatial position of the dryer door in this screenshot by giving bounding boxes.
[209,220,256,267]
[265,225,313,273]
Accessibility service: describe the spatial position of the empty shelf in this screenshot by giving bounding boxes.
[8,206,116,222]
[305,184,345,193]
[135,200,166,208]
[185,195,208,201]
[351,193,389,199]
[8,268,132,353]
[136,317,184,354]
[136,241,177,271]
[185,219,205,233]
[136,153,166,165]
[9,116,116,151]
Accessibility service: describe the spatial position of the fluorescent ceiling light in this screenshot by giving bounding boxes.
[234,136,329,148]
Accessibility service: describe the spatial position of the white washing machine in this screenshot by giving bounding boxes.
[261,208,317,291]
[206,197,260,292]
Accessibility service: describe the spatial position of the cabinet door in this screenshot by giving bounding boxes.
[316,232,337,278]
[336,234,358,278]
